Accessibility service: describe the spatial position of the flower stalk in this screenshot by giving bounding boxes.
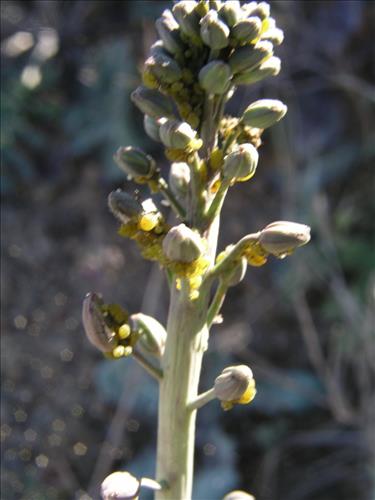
[81,3,311,499]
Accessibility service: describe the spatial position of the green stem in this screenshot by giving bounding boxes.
[133,350,163,382]
[187,387,216,412]
[157,177,186,220]
[187,153,204,227]
[207,232,260,282]
[155,280,211,500]
[203,179,231,230]
[207,281,228,328]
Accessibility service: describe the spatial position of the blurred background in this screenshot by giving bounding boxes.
[1,1,374,499]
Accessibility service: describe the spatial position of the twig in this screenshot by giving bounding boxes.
[207,282,227,328]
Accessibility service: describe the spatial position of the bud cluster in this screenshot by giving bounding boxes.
[134,0,285,154]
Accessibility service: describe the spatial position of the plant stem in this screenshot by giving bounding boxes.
[207,281,228,328]
[187,387,216,411]
[155,280,211,500]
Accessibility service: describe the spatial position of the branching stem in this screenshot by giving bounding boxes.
[157,177,186,220]
[187,388,216,412]
[207,281,228,328]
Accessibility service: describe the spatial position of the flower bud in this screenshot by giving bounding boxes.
[114,146,156,179]
[82,293,116,353]
[162,223,204,263]
[217,248,247,287]
[214,365,256,406]
[130,313,167,356]
[159,119,197,149]
[198,60,232,95]
[242,99,287,129]
[219,1,242,27]
[228,41,273,74]
[223,143,259,182]
[131,86,174,119]
[243,1,270,20]
[223,491,255,500]
[200,10,230,49]
[108,190,143,224]
[232,17,262,44]
[144,115,166,142]
[173,1,201,40]
[261,27,284,46]
[155,10,185,55]
[259,221,311,257]
[233,56,280,85]
[169,162,191,198]
[144,52,182,84]
[101,471,140,500]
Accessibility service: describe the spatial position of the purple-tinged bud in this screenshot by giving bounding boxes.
[82,293,116,353]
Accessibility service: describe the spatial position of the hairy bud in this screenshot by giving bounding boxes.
[173,1,201,40]
[162,223,204,263]
[169,162,191,199]
[101,471,140,500]
[155,10,185,55]
[198,60,232,95]
[114,146,156,179]
[232,17,262,44]
[223,491,255,500]
[82,293,116,353]
[159,119,197,149]
[223,143,259,182]
[219,1,242,28]
[131,87,174,119]
[243,1,270,20]
[200,10,230,49]
[143,115,167,143]
[214,365,256,407]
[233,56,280,85]
[259,221,311,257]
[229,41,273,74]
[108,190,143,224]
[261,27,284,46]
[242,99,287,129]
[145,52,182,84]
[130,313,167,357]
